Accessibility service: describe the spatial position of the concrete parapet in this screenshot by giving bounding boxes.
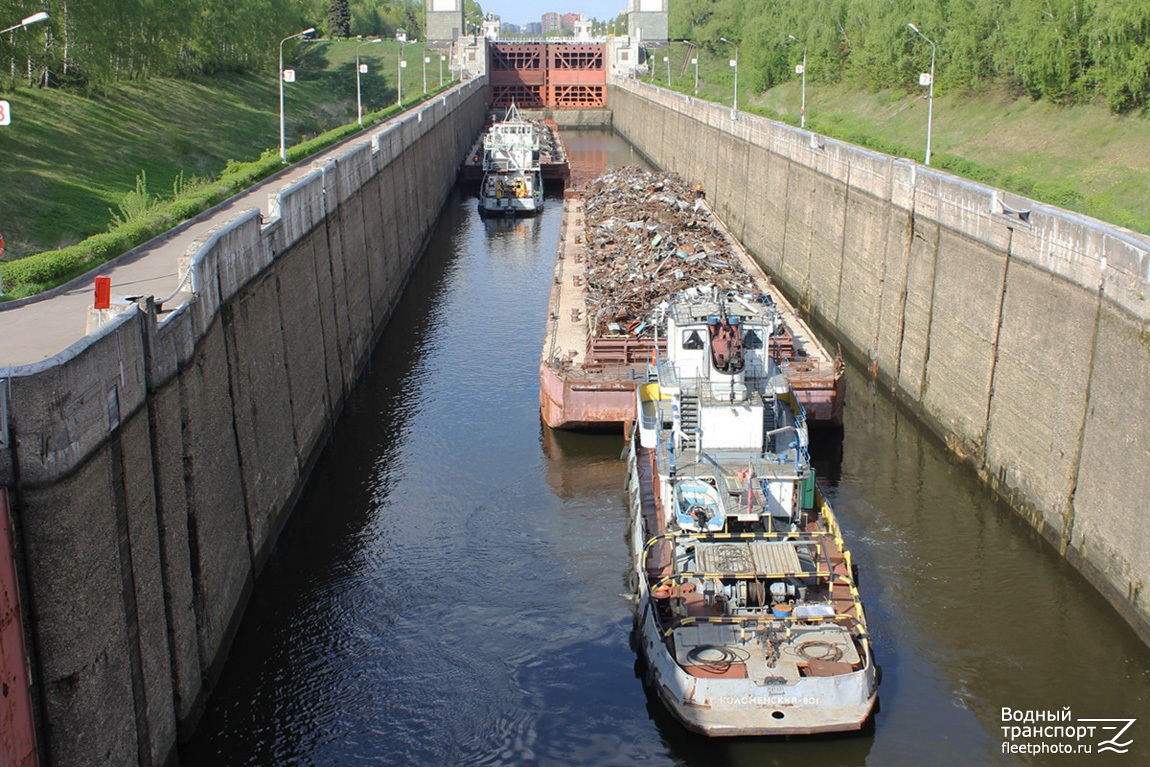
[0,79,488,766]
[5,310,145,488]
[269,170,326,247]
[609,75,1150,644]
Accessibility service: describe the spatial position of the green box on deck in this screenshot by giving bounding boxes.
[801,469,816,509]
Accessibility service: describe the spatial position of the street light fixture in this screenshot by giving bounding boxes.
[0,11,49,35]
[787,35,807,129]
[691,56,698,95]
[907,23,936,165]
[663,55,670,87]
[423,55,430,93]
[719,37,738,113]
[440,54,445,87]
[279,27,316,164]
[356,38,382,127]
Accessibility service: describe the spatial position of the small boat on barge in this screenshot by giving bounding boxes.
[476,105,544,216]
[627,286,878,736]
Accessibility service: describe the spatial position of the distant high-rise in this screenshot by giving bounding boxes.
[560,13,578,30]
[628,0,668,41]
[523,21,543,35]
[542,13,560,34]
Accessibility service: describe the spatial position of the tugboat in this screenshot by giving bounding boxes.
[627,286,878,736]
[477,104,544,216]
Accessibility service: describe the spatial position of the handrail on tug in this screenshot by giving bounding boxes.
[641,531,866,613]
[640,533,860,590]
[660,613,868,639]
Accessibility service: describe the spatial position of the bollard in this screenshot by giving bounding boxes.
[94,275,111,309]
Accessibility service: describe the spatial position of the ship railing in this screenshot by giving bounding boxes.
[641,532,864,614]
[659,613,866,639]
[640,532,844,581]
[558,361,647,382]
[586,335,662,364]
[776,357,845,384]
[651,567,833,583]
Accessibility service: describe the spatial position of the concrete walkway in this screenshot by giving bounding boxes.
[0,103,434,369]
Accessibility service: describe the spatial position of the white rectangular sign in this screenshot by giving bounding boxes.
[0,100,9,126]
[639,0,662,10]
[431,0,456,11]
[795,64,804,74]
[919,72,932,86]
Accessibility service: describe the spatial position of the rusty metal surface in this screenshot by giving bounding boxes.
[488,43,606,109]
[0,488,39,767]
[580,167,759,337]
[541,169,845,429]
[540,362,638,429]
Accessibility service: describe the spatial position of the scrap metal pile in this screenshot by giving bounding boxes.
[582,167,756,337]
[528,119,565,162]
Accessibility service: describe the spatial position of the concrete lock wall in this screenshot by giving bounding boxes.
[608,77,1150,644]
[0,79,487,766]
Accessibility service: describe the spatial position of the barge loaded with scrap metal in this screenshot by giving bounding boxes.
[460,109,570,188]
[540,168,844,433]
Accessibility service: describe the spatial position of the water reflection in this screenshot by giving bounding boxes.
[179,131,1150,767]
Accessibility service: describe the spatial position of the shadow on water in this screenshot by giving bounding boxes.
[180,131,1150,767]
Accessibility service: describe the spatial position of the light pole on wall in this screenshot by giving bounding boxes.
[356,38,382,127]
[440,55,445,86]
[397,41,406,106]
[787,35,807,129]
[907,23,936,165]
[692,56,698,94]
[279,27,316,164]
[719,37,738,113]
[663,55,670,87]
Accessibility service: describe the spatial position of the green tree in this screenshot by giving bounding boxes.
[328,0,352,36]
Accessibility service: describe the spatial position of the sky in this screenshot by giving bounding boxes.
[482,1,629,25]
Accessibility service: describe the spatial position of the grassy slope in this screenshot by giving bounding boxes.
[0,40,428,259]
[654,42,1150,234]
[3,38,1147,259]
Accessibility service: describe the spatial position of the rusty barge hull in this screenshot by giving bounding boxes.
[540,363,638,430]
[540,186,844,433]
[540,360,843,431]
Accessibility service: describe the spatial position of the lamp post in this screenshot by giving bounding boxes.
[692,56,698,94]
[787,35,807,129]
[279,27,316,164]
[0,11,49,35]
[440,54,445,86]
[397,41,406,105]
[907,23,936,165]
[719,37,738,112]
[423,55,429,93]
[356,38,382,127]
[663,55,670,87]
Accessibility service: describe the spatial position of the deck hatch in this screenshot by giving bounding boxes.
[695,541,803,575]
